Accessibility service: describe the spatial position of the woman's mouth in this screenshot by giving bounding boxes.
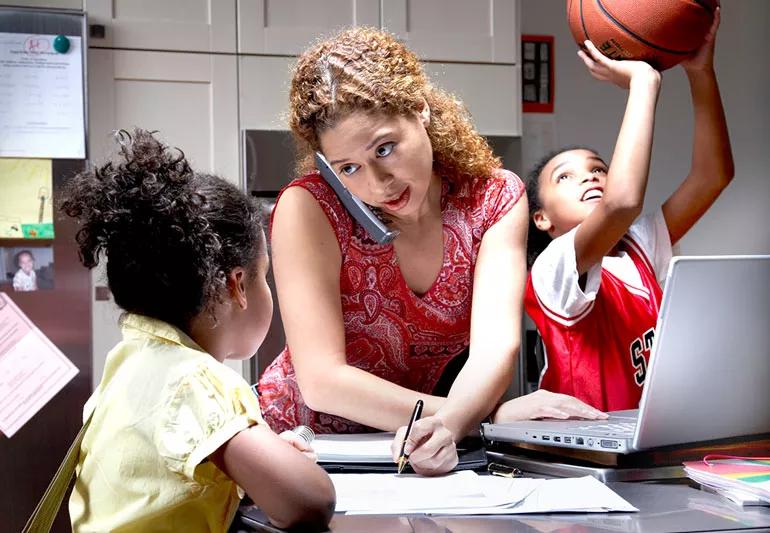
[382,187,410,211]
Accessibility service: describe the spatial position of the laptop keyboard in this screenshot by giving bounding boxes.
[575,422,637,435]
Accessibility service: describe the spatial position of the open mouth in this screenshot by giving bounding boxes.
[383,187,410,211]
[581,187,603,202]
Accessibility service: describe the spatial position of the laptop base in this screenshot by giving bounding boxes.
[487,451,685,482]
[486,433,770,482]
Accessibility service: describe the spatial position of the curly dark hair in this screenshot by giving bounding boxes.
[525,145,597,269]
[60,129,264,331]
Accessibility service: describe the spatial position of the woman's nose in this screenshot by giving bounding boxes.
[368,165,395,194]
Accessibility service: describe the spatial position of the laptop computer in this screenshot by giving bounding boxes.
[483,255,770,454]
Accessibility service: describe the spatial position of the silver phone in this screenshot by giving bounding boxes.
[314,152,399,245]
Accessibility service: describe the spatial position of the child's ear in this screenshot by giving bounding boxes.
[227,268,248,310]
[533,209,552,233]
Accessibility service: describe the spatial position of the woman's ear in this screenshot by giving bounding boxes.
[419,98,431,128]
[227,268,248,310]
[533,209,552,233]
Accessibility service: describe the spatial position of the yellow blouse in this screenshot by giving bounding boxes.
[69,314,263,532]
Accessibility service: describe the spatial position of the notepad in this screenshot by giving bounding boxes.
[311,432,395,463]
[684,458,770,504]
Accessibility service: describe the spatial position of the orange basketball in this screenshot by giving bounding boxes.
[567,0,716,71]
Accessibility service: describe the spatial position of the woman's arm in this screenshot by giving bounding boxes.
[211,424,335,531]
[661,8,734,245]
[573,41,662,275]
[432,196,529,438]
[271,186,446,429]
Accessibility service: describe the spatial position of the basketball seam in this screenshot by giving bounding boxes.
[580,0,591,43]
[596,0,699,55]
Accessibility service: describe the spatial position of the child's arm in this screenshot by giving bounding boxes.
[210,424,335,531]
[573,41,662,275]
[661,7,734,245]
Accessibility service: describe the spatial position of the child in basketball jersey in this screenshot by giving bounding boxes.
[523,12,733,412]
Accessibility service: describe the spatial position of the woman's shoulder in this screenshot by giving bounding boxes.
[273,173,354,251]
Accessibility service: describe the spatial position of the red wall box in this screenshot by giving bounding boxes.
[522,35,554,113]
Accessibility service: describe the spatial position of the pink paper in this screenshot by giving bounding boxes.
[0,292,78,437]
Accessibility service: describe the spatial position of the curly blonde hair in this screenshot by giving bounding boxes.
[288,26,500,186]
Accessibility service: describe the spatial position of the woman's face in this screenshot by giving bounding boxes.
[318,109,436,222]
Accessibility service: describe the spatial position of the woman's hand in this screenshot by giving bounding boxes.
[578,40,661,90]
[680,4,720,73]
[390,416,458,476]
[492,389,608,423]
[279,429,318,462]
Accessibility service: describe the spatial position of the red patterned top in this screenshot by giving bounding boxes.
[258,169,524,434]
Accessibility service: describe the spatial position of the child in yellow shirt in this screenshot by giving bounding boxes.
[61,129,335,532]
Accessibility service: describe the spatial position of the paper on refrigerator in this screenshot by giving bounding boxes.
[0,292,78,437]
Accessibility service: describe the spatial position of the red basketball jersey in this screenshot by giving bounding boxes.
[525,211,672,412]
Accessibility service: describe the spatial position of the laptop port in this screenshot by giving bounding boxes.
[553,436,561,442]
[541,435,550,441]
[564,437,572,444]
[600,439,619,449]
[576,437,584,445]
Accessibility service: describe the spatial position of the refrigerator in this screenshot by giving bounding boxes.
[0,7,92,532]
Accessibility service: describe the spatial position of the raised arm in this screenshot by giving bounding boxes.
[661,7,734,245]
[573,41,662,275]
[271,186,446,429]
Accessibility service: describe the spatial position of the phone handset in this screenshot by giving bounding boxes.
[314,152,399,245]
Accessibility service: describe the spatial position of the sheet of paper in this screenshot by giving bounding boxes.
[332,471,495,512]
[312,432,396,463]
[0,159,54,238]
[0,292,78,437]
[338,474,637,515]
[0,32,85,158]
[506,476,638,514]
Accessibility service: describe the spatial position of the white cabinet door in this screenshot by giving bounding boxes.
[237,0,379,55]
[239,55,296,130]
[85,0,236,53]
[2,0,82,8]
[87,48,242,382]
[425,62,521,136]
[382,0,519,63]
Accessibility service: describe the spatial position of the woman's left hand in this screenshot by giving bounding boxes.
[391,416,458,476]
[492,389,607,423]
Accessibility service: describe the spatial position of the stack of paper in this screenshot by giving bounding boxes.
[330,471,638,515]
[684,458,770,505]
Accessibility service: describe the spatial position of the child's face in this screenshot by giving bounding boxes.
[534,149,608,238]
[231,251,273,361]
[18,253,35,274]
[317,107,436,223]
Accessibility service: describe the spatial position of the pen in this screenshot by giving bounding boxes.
[397,399,423,474]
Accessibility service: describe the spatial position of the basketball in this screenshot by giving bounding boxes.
[567,0,717,71]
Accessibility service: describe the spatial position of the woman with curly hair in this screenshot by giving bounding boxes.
[257,27,604,475]
[62,130,334,532]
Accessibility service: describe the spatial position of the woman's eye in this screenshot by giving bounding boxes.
[340,164,359,176]
[557,173,570,182]
[375,142,395,158]
[592,167,607,174]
